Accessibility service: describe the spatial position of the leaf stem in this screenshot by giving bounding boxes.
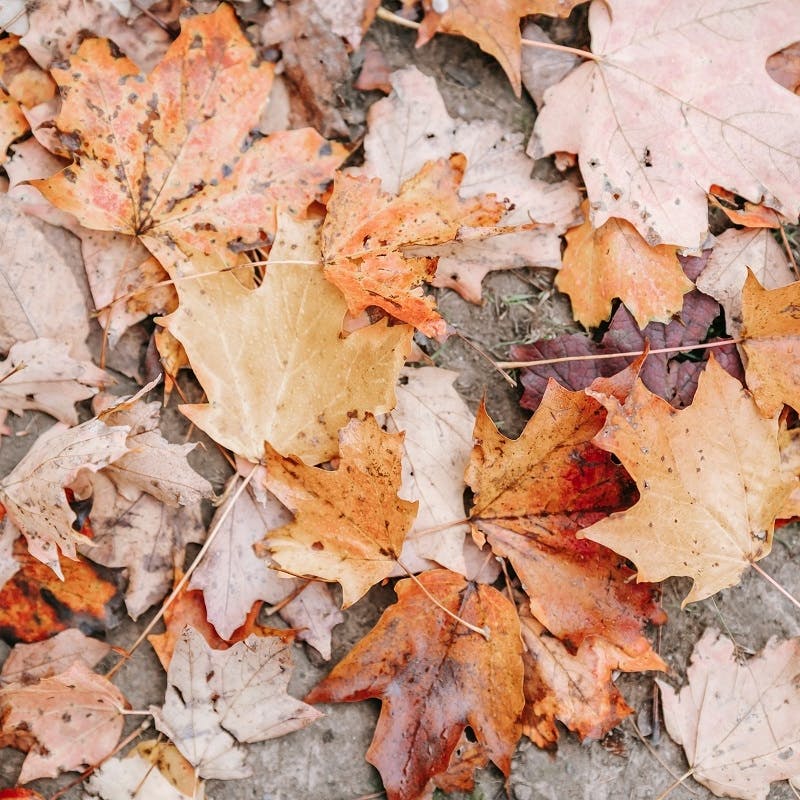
[375,6,421,30]
[451,329,517,386]
[396,557,490,639]
[495,338,743,369]
[409,517,470,538]
[653,768,695,800]
[778,223,800,280]
[750,561,800,611]
[105,465,259,679]
[520,36,602,63]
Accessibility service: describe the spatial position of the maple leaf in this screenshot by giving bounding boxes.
[152,627,321,780]
[514,253,745,411]
[778,426,800,520]
[262,416,417,608]
[305,569,524,800]
[85,740,206,800]
[520,611,655,748]
[190,474,343,656]
[467,380,665,660]
[0,339,110,426]
[322,154,505,337]
[34,5,346,257]
[362,68,580,303]
[414,1,585,95]
[385,366,474,575]
[531,0,800,247]
[0,661,127,783]
[0,90,26,162]
[0,36,56,108]
[740,271,800,417]
[73,472,206,620]
[0,195,91,357]
[555,200,693,328]
[161,216,412,464]
[582,357,795,605]
[0,540,122,643]
[697,228,795,336]
[147,573,288,670]
[0,418,129,574]
[659,628,800,800]
[708,185,783,229]
[0,629,110,684]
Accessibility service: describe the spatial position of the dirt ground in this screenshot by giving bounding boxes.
[1,8,799,800]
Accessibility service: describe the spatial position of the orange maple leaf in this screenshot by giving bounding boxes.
[741,270,800,417]
[555,200,693,328]
[322,154,505,337]
[261,416,418,607]
[34,5,346,258]
[305,569,524,800]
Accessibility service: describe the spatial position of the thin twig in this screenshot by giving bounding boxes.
[496,338,743,369]
[396,557,490,639]
[452,330,516,386]
[750,561,800,611]
[520,36,602,62]
[778,223,800,280]
[105,465,259,679]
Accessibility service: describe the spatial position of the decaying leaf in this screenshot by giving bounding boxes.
[531,0,800,247]
[696,228,795,336]
[0,540,122,643]
[0,418,129,574]
[0,661,127,783]
[322,154,505,337]
[162,217,412,464]
[0,339,109,426]
[84,740,206,800]
[659,628,800,800]
[520,611,652,748]
[0,195,91,357]
[35,6,346,257]
[555,200,693,328]
[306,570,524,800]
[153,627,321,780]
[362,67,580,302]
[0,629,110,684]
[263,416,417,607]
[74,472,206,620]
[467,379,665,660]
[583,357,795,604]
[740,271,800,417]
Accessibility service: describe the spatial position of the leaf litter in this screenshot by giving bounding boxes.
[0,2,799,800]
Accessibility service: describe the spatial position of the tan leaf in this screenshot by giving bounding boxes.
[741,271,800,417]
[0,36,56,108]
[555,200,693,328]
[778,426,800,519]
[0,419,129,574]
[0,195,91,356]
[97,398,213,507]
[161,216,412,464]
[697,228,795,336]
[263,416,417,607]
[583,357,794,604]
[385,366,474,575]
[0,89,27,163]
[85,740,206,800]
[76,472,206,620]
[531,0,800,247]
[520,22,581,109]
[0,629,111,685]
[0,661,127,783]
[659,628,800,800]
[152,627,322,780]
[0,339,110,426]
[363,68,580,302]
